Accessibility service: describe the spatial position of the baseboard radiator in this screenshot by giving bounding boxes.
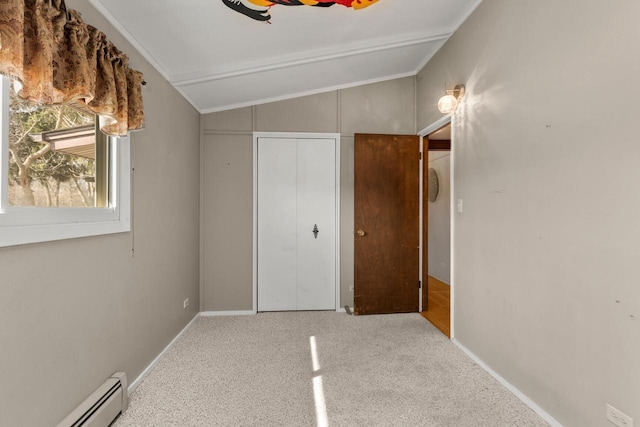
[57,372,128,427]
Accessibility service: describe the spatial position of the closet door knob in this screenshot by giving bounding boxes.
[355,230,366,237]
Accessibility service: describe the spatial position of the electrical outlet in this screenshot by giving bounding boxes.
[349,285,354,292]
[183,298,190,309]
[457,198,464,213]
[607,404,633,427]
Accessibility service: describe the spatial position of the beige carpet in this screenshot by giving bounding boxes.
[113,312,549,426]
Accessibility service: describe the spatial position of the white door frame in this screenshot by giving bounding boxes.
[418,116,454,338]
[253,132,341,313]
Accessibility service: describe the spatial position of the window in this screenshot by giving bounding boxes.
[0,77,131,247]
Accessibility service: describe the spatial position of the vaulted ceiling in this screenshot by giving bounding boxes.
[89,0,481,113]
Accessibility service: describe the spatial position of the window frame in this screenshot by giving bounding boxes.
[0,77,131,247]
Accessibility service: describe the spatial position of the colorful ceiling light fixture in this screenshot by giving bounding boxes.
[222,0,381,22]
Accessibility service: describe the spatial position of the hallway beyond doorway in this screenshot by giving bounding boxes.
[421,276,450,337]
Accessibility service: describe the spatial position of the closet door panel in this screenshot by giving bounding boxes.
[257,138,297,311]
[296,138,336,310]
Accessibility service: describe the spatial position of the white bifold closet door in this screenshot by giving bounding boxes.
[257,137,336,311]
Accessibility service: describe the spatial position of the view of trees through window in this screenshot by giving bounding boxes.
[8,82,101,207]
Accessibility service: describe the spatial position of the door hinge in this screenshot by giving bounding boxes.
[419,152,422,160]
[418,280,422,289]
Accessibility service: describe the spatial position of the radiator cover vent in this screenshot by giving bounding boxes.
[57,372,128,427]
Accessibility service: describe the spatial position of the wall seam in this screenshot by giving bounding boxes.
[414,75,418,135]
[337,90,342,134]
[199,114,205,312]
[252,105,257,132]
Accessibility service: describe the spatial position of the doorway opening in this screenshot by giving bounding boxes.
[420,120,452,337]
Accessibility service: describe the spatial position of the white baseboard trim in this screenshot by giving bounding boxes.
[200,310,256,316]
[128,313,200,396]
[451,338,563,427]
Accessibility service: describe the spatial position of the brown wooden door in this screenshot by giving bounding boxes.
[354,133,420,315]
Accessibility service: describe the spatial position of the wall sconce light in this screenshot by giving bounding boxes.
[438,84,465,114]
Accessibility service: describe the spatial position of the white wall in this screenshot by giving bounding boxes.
[0,2,201,425]
[417,1,640,425]
[427,151,450,284]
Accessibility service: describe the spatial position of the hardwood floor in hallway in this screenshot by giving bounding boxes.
[421,275,450,337]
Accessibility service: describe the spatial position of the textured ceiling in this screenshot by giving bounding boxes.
[90,0,481,113]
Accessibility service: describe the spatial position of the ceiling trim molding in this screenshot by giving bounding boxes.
[413,0,483,74]
[194,71,417,115]
[413,39,448,75]
[418,115,451,137]
[89,0,172,82]
[173,32,451,87]
[455,0,484,32]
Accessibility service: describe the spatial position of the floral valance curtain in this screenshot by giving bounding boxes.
[0,0,144,136]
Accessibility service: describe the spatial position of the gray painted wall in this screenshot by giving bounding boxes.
[427,152,451,284]
[0,2,201,426]
[202,78,416,311]
[417,1,640,425]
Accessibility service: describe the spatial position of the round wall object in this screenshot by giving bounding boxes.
[428,168,439,203]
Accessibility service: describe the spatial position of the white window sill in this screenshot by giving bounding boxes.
[0,216,130,247]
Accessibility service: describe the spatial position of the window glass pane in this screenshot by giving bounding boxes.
[7,82,105,207]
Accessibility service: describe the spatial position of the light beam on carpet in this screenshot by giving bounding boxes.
[312,375,328,427]
[310,336,328,427]
[310,336,320,372]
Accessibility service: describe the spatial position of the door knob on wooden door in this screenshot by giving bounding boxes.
[355,230,366,237]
